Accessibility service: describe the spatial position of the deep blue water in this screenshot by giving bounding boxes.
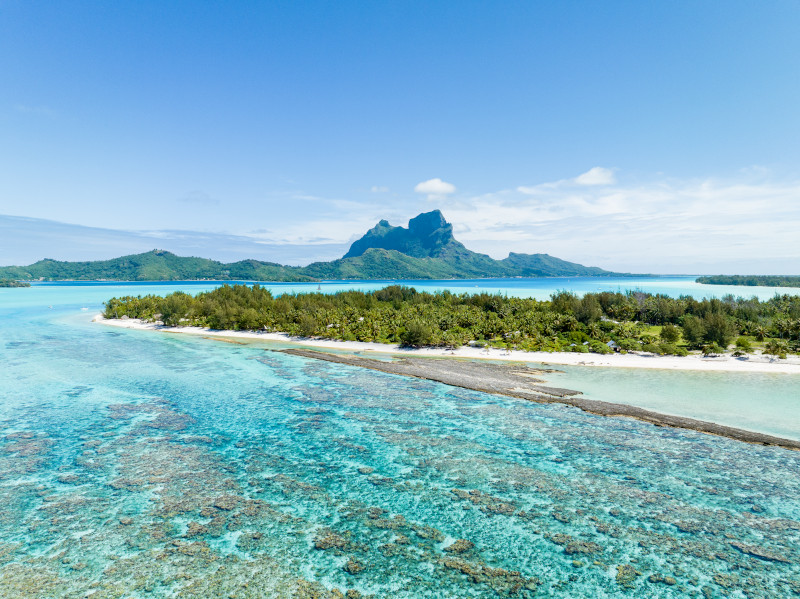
[0,281,799,598]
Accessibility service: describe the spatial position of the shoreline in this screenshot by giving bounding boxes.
[94,316,800,450]
[94,315,800,374]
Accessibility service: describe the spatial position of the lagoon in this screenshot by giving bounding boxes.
[1,280,799,597]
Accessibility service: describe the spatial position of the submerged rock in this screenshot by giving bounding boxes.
[648,573,677,585]
[313,531,347,551]
[185,521,207,538]
[550,534,602,555]
[439,556,539,594]
[443,539,475,554]
[616,564,640,588]
[343,558,365,574]
[729,541,791,563]
[212,495,241,511]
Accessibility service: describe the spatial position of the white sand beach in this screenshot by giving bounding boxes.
[94,315,800,374]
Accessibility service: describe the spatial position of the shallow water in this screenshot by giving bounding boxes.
[548,365,800,442]
[1,283,799,598]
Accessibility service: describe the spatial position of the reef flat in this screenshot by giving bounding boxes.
[281,348,800,451]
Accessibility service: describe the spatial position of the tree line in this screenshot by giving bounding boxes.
[104,285,800,358]
[697,275,800,288]
[0,279,30,287]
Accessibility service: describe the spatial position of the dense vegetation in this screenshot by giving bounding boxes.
[697,275,800,288]
[104,285,800,358]
[0,250,314,282]
[0,279,30,287]
[0,210,618,282]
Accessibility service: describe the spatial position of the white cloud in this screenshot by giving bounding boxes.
[575,167,616,186]
[220,170,799,273]
[370,185,389,193]
[439,172,800,273]
[414,177,456,199]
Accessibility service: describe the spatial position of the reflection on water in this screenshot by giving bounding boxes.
[1,285,799,597]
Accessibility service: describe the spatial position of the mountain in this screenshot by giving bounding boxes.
[332,210,614,278]
[0,210,619,281]
[499,252,612,277]
[0,250,314,282]
[344,210,469,259]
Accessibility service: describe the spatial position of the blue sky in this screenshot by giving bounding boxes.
[1,1,799,273]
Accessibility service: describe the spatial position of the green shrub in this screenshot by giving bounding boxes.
[400,321,434,347]
[660,324,681,344]
[702,343,725,356]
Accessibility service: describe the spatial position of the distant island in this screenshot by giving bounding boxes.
[697,275,800,288]
[0,279,30,288]
[0,210,621,282]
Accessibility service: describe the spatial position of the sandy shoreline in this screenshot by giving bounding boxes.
[94,315,800,374]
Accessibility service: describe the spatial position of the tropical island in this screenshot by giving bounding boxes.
[0,279,30,287]
[697,275,800,288]
[0,210,622,282]
[103,283,800,359]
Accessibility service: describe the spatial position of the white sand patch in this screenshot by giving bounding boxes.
[93,315,800,374]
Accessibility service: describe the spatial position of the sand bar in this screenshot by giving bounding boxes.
[95,315,800,374]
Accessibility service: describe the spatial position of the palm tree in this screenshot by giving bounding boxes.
[763,339,788,359]
[792,319,800,343]
[587,323,603,340]
[775,318,791,340]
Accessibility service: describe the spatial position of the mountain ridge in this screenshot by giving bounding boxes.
[0,210,621,281]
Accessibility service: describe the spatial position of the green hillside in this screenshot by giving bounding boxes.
[500,252,612,277]
[0,250,313,282]
[0,210,619,281]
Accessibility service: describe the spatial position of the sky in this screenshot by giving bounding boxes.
[1,1,799,273]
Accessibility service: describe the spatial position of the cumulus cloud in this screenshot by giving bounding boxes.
[439,171,800,273]
[575,167,616,186]
[370,185,389,193]
[414,178,456,199]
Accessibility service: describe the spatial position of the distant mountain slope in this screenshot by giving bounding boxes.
[0,210,619,281]
[500,252,612,277]
[0,250,314,282]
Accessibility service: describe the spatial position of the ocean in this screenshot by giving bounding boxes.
[0,278,798,597]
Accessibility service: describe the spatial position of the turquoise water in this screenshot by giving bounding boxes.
[1,282,799,597]
[15,274,800,304]
[548,366,800,442]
